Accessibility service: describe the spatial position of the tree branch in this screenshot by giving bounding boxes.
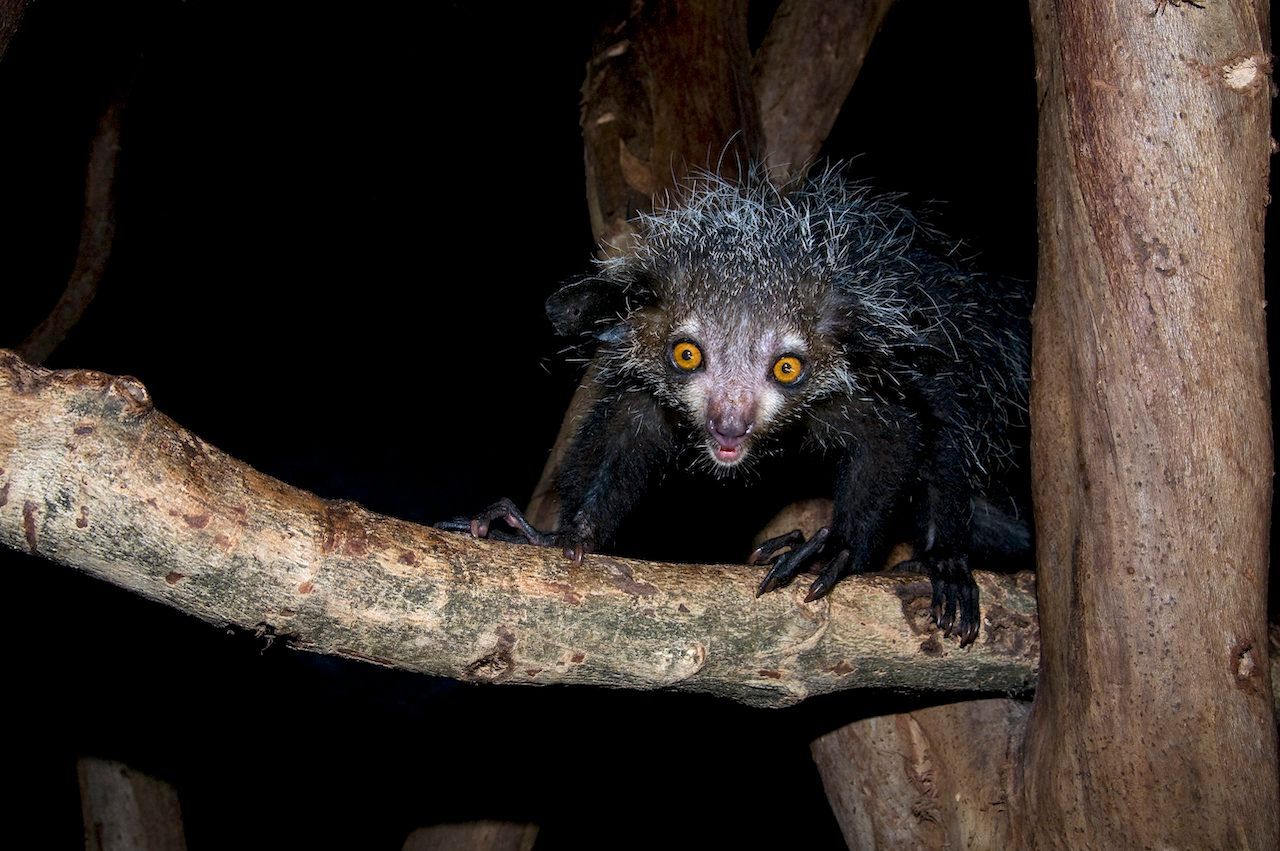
[579,0,761,254]
[0,350,1038,708]
[19,78,126,364]
[752,0,895,184]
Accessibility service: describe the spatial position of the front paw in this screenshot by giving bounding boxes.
[438,498,596,563]
[438,497,555,546]
[558,526,595,563]
[894,552,980,647]
[749,527,854,602]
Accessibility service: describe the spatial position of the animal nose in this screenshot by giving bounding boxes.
[708,415,754,448]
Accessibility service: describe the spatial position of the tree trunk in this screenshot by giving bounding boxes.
[1022,1,1276,847]
[813,699,1027,849]
[579,0,761,257]
[78,758,186,851]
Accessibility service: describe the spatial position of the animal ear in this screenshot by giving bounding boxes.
[546,277,645,341]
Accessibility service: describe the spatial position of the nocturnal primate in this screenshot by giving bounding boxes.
[446,169,1030,647]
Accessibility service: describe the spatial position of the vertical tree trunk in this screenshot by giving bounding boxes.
[19,78,125,364]
[812,699,1026,849]
[78,758,187,851]
[1022,2,1276,847]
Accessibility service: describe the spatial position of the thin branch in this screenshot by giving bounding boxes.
[0,350,1039,708]
[19,79,127,364]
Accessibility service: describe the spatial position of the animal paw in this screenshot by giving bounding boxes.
[438,497,595,562]
[894,552,980,647]
[750,527,854,601]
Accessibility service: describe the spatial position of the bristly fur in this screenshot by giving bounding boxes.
[585,166,1029,488]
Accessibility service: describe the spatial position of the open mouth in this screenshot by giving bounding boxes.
[710,443,746,466]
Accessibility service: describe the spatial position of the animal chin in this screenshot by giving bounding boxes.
[708,443,747,466]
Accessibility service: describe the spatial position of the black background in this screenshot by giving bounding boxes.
[2,2,1262,849]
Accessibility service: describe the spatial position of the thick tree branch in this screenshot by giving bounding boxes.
[580,0,761,254]
[0,350,1038,708]
[752,0,895,184]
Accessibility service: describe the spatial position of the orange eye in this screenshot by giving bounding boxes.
[772,355,804,384]
[672,341,703,371]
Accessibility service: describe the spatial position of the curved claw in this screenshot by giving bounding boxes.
[749,529,806,566]
[953,577,980,646]
[564,538,593,563]
[804,549,851,602]
[901,552,979,648]
[458,497,556,546]
[438,515,536,545]
[444,500,596,565]
[755,527,831,597]
[443,497,594,552]
[756,555,798,597]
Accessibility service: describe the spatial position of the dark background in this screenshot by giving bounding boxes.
[3,2,1252,849]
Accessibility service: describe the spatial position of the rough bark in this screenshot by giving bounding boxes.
[19,80,125,364]
[783,496,1030,849]
[1022,2,1277,848]
[0,350,1037,709]
[813,699,1026,849]
[752,0,895,183]
[580,0,761,254]
[78,758,187,851]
